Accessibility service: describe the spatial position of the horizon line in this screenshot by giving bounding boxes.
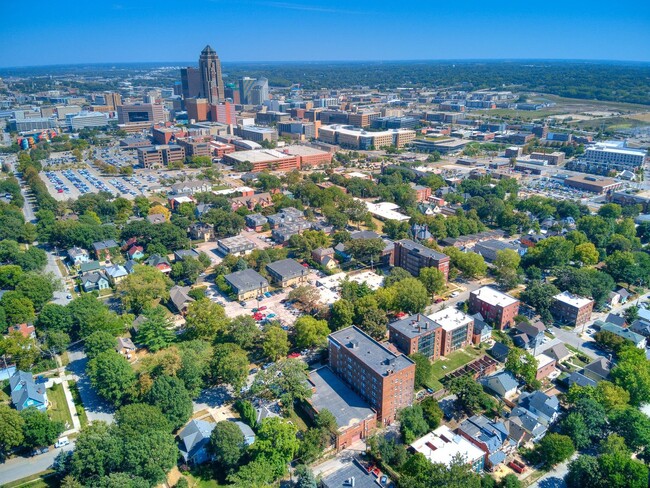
[2,57,650,70]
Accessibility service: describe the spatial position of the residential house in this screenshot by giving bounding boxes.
[232,421,256,446]
[174,249,201,261]
[224,269,269,301]
[321,460,386,488]
[616,287,631,304]
[81,271,110,292]
[169,285,195,315]
[105,264,129,285]
[506,408,547,444]
[147,213,167,225]
[473,240,525,263]
[145,254,172,274]
[10,370,47,412]
[189,223,214,242]
[583,358,612,382]
[178,419,216,465]
[516,391,560,425]
[630,319,650,338]
[534,353,557,380]
[116,337,137,356]
[265,258,309,288]
[457,415,515,470]
[127,246,145,260]
[312,247,335,265]
[67,247,90,265]
[544,343,571,363]
[79,260,102,274]
[217,235,255,256]
[512,321,546,351]
[490,342,511,363]
[11,323,36,339]
[485,371,519,399]
[565,371,597,389]
[597,321,647,349]
[124,260,138,274]
[605,313,626,328]
[469,286,520,330]
[170,180,211,195]
[245,213,268,232]
[92,240,119,261]
[195,203,212,218]
[230,192,273,212]
[410,425,485,473]
[471,313,492,345]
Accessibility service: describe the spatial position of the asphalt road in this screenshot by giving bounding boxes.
[0,443,74,486]
[67,349,115,424]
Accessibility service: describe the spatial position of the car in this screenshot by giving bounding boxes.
[380,475,388,485]
[55,437,70,448]
[249,368,259,374]
[450,291,460,298]
[434,297,445,303]
[259,306,267,311]
[66,294,72,299]
[239,301,247,307]
[288,352,301,359]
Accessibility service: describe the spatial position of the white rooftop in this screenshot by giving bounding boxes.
[360,199,410,222]
[587,141,647,157]
[428,308,473,332]
[226,149,294,164]
[553,291,593,309]
[410,425,484,468]
[171,196,194,203]
[471,286,518,307]
[535,353,556,369]
[212,186,255,196]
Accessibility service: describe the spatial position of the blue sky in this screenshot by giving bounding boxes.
[1,0,649,67]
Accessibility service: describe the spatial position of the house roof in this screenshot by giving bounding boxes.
[92,240,119,251]
[266,258,307,280]
[145,254,170,267]
[313,247,335,258]
[518,391,559,422]
[544,343,570,362]
[566,371,597,388]
[169,285,194,312]
[390,313,440,339]
[490,342,511,362]
[605,313,626,327]
[224,269,269,294]
[116,337,136,351]
[515,321,545,337]
[322,460,381,488]
[80,260,101,273]
[10,370,46,411]
[232,420,255,440]
[487,371,518,393]
[178,419,215,461]
[81,271,108,285]
[105,264,128,278]
[458,414,509,454]
[583,358,612,379]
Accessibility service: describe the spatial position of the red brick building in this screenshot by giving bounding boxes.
[328,327,415,425]
[389,314,443,361]
[394,239,450,279]
[551,292,594,328]
[468,286,520,331]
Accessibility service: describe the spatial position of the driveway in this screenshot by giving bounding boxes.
[66,349,115,424]
[193,386,231,413]
[0,443,74,486]
[528,456,575,488]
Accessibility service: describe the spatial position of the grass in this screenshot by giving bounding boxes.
[67,380,88,428]
[59,351,70,367]
[47,383,73,429]
[1,470,56,488]
[183,465,223,488]
[430,346,483,382]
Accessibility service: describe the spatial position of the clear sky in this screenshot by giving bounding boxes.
[1,0,649,67]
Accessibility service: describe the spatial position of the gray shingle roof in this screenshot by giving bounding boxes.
[266,258,307,281]
[224,269,269,294]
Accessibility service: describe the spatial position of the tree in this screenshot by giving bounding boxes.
[225,315,261,351]
[184,299,228,340]
[505,348,538,386]
[36,303,72,333]
[135,306,175,352]
[0,291,35,325]
[87,351,136,406]
[148,204,170,221]
[210,343,249,391]
[288,230,330,260]
[234,399,257,430]
[143,375,193,431]
[566,455,602,488]
[329,299,355,330]
[447,374,495,415]
[69,422,123,480]
[359,307,389,340]
[598,203,622,219]
[560,412,590,449]
[115,403,171,437]
[250,359,312,407]
[609,407,650,456]
[294,316,330,349]
[596,434,649,488]
[419,267,446,295]
[208,421,246,474]
[117,265,171,314]
[610,346,650,406]
[262,325,289,360]
[119,427,178,485]
[420,397,443,430]
[345,238,386,264]
[574,242,599,266]
[493,249,521,290]
[398,405,429,443]
[534,433,574,469]
[227,457,276,487]
[296,465,318,488]
[85,330,117,359]
[20,407,64,449]
[0,405,24,458]
[411,353,434,390]
[288,285,321,312]
[520,281,560,324]
[445,247,488,278]
[95,473,150,488]
[393,277,429,313]
[15,273,56,311]
[250,417,299,478]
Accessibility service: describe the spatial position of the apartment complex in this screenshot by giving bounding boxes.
[551,291,594,328]
[389,313,442,360]
[530,151,565,166]
[318,124,416,150]
[393,239,450,279]
[583,141,646,170]
[428,308,475,356]
[224,269,269,301]
[328,327,415,424]
[468,286,520,330]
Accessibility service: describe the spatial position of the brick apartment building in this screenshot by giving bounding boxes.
[468,286,520,330]
[428,308,475,356]
[389,314,443,361]
[394,239,450,279]
[328,327,415,425]
[551,291,594,328]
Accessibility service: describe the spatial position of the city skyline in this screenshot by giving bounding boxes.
[1,0,649,67]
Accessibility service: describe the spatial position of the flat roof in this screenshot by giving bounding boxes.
[535,354,556,369]
[363,200,410,222]
[217,235,255,250]
[329,326,415,376]
[564,174,620,188]
[322,461,381,488]
[471,286,518,307]
[321,124,414,138]
[308,367,375,432]
[283,145,329,157]
[553,291,593,309]
[390,313,440,338]
[225,149,295,164]
[428,308,474,332]
[396,238,448,261]
[410,425,484,467]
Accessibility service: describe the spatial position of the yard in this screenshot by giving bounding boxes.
[430,346,484,382]
[47,383,73,429]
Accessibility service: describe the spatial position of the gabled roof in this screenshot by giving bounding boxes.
[487,371,518,393]
[170,285,194,312]
[105,264,128,278]
[544,343,570,362]
[605,313,626,327]
[583,358,612,379]
[10,370,46,411]
[81,271,108,285]
[566,371,597,388]
[515,321,545,337]
[490,342,511,362]
[92,239,119,251]
[145,254,170,267]
[178,419,215,461]
[458,415,509,454]
[518,391,559,423]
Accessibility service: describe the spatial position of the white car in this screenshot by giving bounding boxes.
[55,437,70,448]
[450,291,460,298]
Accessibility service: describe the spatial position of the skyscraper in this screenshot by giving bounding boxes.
[198,45,225,104]
[180,67,202,100]
[239,76,256,104]
[250,77,269,105]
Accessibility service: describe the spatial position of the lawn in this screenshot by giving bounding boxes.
[67,380,88,428]
[2,471,57,488]
[430,347,483,382]
[47,383,73,429]
[182,465,223,488]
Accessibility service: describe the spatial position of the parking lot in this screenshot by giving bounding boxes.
[42,167,147,201]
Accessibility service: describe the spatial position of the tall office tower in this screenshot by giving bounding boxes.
[224,83,240,104]
[181,67,202,100]
[198,45,225,104]
[104,92,122,109]
[249,77,269,105]
[239,76,256,104]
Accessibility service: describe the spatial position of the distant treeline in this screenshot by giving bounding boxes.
[3,60,649,105]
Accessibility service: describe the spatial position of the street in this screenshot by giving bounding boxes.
[0,443,74,486]
[66,349,115,424]
[528,455,577,488]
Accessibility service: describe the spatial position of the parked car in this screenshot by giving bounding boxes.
[508,459,526,474]
[55,437,70,448]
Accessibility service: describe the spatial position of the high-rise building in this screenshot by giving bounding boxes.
[198,45,225,104]
[104,92,122,109]
[250,78,269,105]
[186,98,210,122]
[181,67,202,101]
[117,103,165,125]
[239,77,257,104]
[211,102,236,125]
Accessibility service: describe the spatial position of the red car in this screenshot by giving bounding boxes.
[287,352,301,359]
[259,306,267,311]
